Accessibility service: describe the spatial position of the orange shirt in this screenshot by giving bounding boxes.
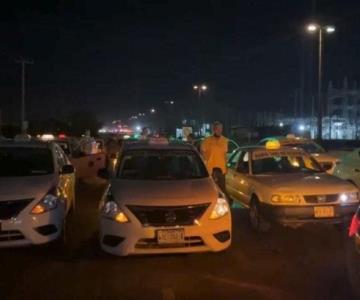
[201,135,228,174]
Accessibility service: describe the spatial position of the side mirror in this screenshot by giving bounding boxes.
[98,168,110,179]
[61,164,75,174]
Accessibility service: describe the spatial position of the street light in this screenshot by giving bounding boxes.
[306,23,335,141]
[193,84,208,130]
[150,108,156,114]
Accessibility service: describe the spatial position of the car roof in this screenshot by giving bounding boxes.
[0,139,53,149]
[261,136,312,144]
[122,141,196,151]
[237,145,307,153]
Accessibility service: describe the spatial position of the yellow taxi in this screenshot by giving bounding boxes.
[226,140,359,232]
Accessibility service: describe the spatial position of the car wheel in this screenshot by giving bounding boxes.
[345,234,360,298]
[249,198,271,233]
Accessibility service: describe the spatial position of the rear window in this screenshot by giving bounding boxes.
[0,147,54,177]
[117,149,208,180]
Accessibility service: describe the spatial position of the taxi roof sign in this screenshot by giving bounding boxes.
[265,140,281,150]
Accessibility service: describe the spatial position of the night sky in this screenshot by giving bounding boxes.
[1,0,360,123]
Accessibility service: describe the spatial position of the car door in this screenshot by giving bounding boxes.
[232,151,253,206]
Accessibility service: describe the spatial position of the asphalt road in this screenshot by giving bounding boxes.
[0,180,358,300]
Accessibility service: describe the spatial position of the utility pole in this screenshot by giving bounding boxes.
[317,28,323,141]
[15,58,33,133]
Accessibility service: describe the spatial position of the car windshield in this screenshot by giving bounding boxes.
[0,147,54,177]
[285,142,325,154]
[252,153,323,175]
[118,149,208,180]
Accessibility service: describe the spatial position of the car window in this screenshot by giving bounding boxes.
[118,149,208,180]
[237,151,250,174]
[228,149,241,169]
[252,154,322,175]
[285,142,325,154]
[0,147,54,176]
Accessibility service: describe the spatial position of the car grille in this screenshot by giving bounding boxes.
[127,203,210,227]
[304,194,338,204]
[0,230,25,242]
[0,199,34,220]
[135,236,204,249]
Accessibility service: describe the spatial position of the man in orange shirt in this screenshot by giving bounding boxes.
[201,121,228,192]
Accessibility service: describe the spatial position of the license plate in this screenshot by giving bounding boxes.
[157,229,185,244]
[314,206,334,218]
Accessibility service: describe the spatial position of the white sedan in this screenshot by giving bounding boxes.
[0,139,76,247]
[98,140,231,256]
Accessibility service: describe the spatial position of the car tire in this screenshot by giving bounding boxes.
[249,197,271,233]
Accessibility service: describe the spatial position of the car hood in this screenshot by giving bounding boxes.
[311,153,339,163]
[111,177,218,206]
[0,175,57,201]
[256,173,357,194]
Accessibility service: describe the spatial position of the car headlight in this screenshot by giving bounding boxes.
[339,192,358,203]
[101,188,129,223]
[31,194,58,214]
[271,194,301,204]
[209,196,230,220]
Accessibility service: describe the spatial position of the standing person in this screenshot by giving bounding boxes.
[186,133,196,146]
[201,121,228,192]
[139,127,150,140]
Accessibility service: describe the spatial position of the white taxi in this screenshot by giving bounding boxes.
[226,140,359,232]
[98,139,231,256]
[259,135,339,174]
[0,139,76,246]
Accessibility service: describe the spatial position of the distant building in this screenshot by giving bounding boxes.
[327,77,360,121]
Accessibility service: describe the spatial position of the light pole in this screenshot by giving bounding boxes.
[15,58,33,134]
[307,23,335,141]
[193,84,208,127]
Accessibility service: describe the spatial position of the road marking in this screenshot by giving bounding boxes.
[205,275,290,299]
[162,288,175,300]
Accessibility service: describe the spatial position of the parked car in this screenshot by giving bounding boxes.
[334,148,360,188]
[226,140,359,232]
[98,138,231,256]
[258,135,339,174]
[0,138,76,247]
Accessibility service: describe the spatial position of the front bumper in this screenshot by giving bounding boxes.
[100,214,231,256]
[0,202,66,247]
[259,202,358,225]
